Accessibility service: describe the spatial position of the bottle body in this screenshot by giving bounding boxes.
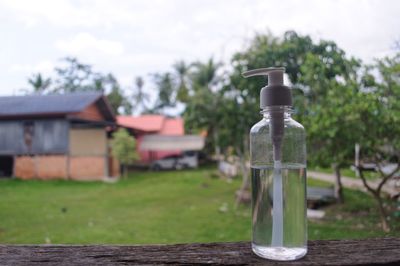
[250,107,307,261]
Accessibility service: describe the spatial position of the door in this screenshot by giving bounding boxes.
[0,156,14,178]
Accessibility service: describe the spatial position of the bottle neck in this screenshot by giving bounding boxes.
[261,106,293,119]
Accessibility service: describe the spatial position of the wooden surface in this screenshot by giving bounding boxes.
[1,238,399,265]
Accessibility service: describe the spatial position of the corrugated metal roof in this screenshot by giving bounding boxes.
[160,118,184,135]
[117,115,167,132]
[117,115,184,134]
[0,93,102,117]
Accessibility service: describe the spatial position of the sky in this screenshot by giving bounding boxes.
[0,0,399,98]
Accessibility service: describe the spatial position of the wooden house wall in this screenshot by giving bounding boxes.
[0,120,68,155]
[69,128,107,156]
[71,103,104,121]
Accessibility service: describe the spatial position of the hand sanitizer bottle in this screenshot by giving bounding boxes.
[243,67,307,261]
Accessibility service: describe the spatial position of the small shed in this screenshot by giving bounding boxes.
[0,93,119,180]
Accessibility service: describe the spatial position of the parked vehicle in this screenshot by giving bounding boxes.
[150,152,198,170]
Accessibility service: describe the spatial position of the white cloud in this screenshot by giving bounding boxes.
[55,33,124,56]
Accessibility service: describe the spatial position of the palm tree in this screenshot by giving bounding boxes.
[133,76,150,113]
[28,73,51,94]
[186,58,223,157]
[173,60,190,102]
[153,73,175,110]
[190,58,222,91]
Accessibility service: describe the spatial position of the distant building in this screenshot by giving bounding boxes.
[0,93,119,180]
[117,115,184,163]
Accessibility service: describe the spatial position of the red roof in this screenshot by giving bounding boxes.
[160,118,184,135]
[117,115,164,132]
[117,115,184,135]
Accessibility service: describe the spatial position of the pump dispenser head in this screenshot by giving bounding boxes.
[242,67,292,161]
[242,67,292,108]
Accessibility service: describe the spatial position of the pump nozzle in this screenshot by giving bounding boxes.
[242,67,285,86]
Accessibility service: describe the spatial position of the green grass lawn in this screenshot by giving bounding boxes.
[0,167,398,244]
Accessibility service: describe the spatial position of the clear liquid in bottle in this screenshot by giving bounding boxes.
[251,164,307,261]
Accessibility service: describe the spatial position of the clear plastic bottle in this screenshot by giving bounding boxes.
[243,68,307,261]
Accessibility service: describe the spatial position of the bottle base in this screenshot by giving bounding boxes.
[252,244,307,261]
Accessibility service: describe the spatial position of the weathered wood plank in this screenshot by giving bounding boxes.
[0,238,399,265]
[0,120,69,155]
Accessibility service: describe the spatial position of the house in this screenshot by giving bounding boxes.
[0,93,119,180]
[117,115,185,163]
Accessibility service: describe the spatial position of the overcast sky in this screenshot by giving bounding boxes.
[0,0,399,97]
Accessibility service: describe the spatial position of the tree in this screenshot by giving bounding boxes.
[111,128,138,178]
[173,60,190,102]
[96,73,132,115]
[190,58,221,91]
[54,57,97,93]
[55,58,132,114]
[152,72,175,112]
[354,53,400,232]
[27,73,52,94]
[299,50,361,203]
[132,76,150,113]
[183,58,223,156]
[358,160,399,232]
[26,57,132,114]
